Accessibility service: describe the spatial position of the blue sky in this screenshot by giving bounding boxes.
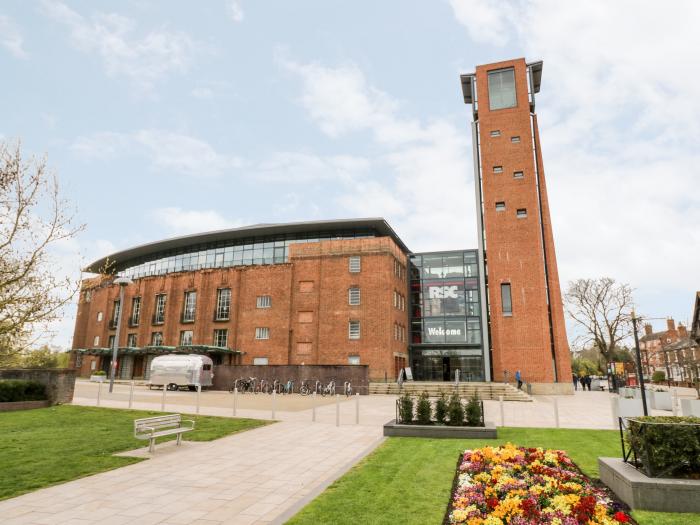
[1,0,698,348]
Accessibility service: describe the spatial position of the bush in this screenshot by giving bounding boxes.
[0,379,47,402]
[92,370,107,376]
[447,391,464,426]
[651,371,666,383]
[434,393,448,424]
[416,392,432,425]
[465,393,482,427]
[398,392,414,424]
[626,416,700,478]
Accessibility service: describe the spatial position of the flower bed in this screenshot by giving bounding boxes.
[446,444,633,524]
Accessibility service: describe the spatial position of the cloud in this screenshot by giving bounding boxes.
[40,0,196,92]
[151,207,243,235]
[448,0,516,46]
[227,1,244,23]
[0,14,28,58]
[256,152,370,183]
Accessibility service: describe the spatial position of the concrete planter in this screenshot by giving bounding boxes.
[90,375,106,383]
[383,419,497,439]
[0,400,50,412]
[680,398,700,417]
[651,391,672,411]
[611,397,644,426]
[599,457,700,512]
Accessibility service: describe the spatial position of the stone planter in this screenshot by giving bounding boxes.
[383,419,497,439]
[0,400,50,412]
[651,391,672,411]
[90,375,106,383]
[611,397,644,426]
[633,388,653,401]
[680,398,700,417]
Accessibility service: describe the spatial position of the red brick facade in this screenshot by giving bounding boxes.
[474,58,572,385]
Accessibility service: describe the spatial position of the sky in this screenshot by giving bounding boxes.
[1,0,699,349]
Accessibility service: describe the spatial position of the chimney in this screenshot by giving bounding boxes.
[667,318,676,331]
[644,324,653,336]
[679,324,688,338]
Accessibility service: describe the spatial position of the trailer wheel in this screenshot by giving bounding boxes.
[167,383,179,391]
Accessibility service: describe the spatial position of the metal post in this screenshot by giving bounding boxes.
[161,385,166,411]
[335,394,340,427]
[96,380,102,407]
[312,392,317,422]
[196,385,201,414]
[128,380,134,409]
[499,395,504,426]
[233,387,238,417]
[672,388,678,416]
[610,395,619,428]
[631,312,649,415]
[272,390,276,420]
[553,398,560,428]
[355,392,359,424]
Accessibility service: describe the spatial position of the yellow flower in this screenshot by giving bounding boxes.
[492,496,523,520]
[482,516,504,525]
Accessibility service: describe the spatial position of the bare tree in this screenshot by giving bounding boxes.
[565,277,635,363]
[0,140,84,362]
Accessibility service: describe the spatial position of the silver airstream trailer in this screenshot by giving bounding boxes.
[148,354,214,391]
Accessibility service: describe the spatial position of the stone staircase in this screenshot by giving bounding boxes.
[369,381,533,401]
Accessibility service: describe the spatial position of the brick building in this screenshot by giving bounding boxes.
[72,58,572,391]
[640,318,700,385]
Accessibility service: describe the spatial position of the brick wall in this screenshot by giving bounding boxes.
[0,368,77,405]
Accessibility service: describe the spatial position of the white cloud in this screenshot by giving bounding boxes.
[151,207,243,235]
[256,152,370,183]
[448,0,516,46]
[228,1,244,23]
[40,1,196,92]
[0,14,28,58]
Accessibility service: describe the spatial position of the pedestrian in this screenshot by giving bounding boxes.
[572,373,579,391]
[582,375,590,391]
[515,369,523,390]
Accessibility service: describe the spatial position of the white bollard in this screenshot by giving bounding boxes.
[672,389,678,416]
[196,385,201,415]
[312,392,316,422]
[499,395,504,427]
[272,390,276,420]
[128,380,134,409]
[336,394,340,427]
[610,395,619,428]
[355,392,360,425]
[233,387,238,417]
[96,381,102,407]
[161,385,166,411]
[553,398,560,428]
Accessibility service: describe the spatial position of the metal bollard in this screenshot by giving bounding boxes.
[96,381,102,407]
[128,380,134,409]
[161,385,166,411]
[672,389,678,416]
[196,385,201,414]
[355,392,360,424]
[312,392,316,422]
[233,387,238,417]
[336,394,340,427]
[553,398,560,428]
[272,391,276,420]
[610,395,619,428]
[499,395,504,427]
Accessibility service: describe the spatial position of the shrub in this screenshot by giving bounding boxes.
[0,380,47,402]
[434,393,448,424]
[651,371,666,383]
[416,391,432,425]
[447,391,464,426]
[92,370,107,376]
[465,393,482,427]
[398,392,414,424]
[626,416,700,478]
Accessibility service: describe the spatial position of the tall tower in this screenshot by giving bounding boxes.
[461,58,572,390]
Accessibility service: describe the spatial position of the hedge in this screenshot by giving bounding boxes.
[0,379,47,402]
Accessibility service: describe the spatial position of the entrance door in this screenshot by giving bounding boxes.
[442,357,450,381]
[133,356,144,378]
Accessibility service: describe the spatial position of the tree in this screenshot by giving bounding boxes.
[572,357,600,376]
[565,278,635,364]
[0,140,84,362]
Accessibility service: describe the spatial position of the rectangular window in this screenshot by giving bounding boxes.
[182,291,197,322]
[151,332,163,346]
[348,287,361,305]
[348,355,360,365]
[516,208,528,219]
[112,300,121,324]
[489,130,501,137]
[213,329,228,348]
[501,283,513,316]
[256,295,271,308]
[93,335,100,346]
[513,171,524,179]
[348,320,361,340]
[493,166,503,174]
[349,256,361,273]
[488,67,517,110]
[97,311,103,322]
[253,357,268,365]
[126,333,137,347]
[215,288,231,320]
[108,335,115,348]
[298,311,313,323]
[511,136,521,143]
[180,330,193,346]
[130,297,141,326]
[154,294,167,324]
[495,201,506,211]
[255,327,270,340]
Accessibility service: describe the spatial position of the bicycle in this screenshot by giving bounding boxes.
[283,379,295,394]
[299,380,312,396]
[320,379,336,397]
[343,381,353,397]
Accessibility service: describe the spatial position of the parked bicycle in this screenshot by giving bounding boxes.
[299,380,312,396]
[343,381,353,396]
[283,379,295,394]
[320,379,336,397]
[230,377,256,393]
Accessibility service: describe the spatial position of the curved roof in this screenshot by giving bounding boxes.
[85,217,409,273]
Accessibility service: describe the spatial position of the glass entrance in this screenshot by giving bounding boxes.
[410,349,485,381]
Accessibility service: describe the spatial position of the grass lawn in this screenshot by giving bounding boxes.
[287,427,700,525]
[0,405,268,500]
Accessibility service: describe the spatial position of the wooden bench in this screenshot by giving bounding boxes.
[134,414,195,452]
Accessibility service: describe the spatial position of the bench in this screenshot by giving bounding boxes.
[134,414,195,452]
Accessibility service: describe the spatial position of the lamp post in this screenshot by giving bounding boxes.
[631,310,649,416]
[109,276,133,393]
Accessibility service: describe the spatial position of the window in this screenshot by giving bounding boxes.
[513,171,524,179]
[255,327,270,340]
[511,136,521,143]
[349,256,361,273]
[495,202,506,211]
[393,290,398,308]
[298,311,313,323]
[97,311,103,322]
[253,357,268,365]
[215,288,231,320]
[256,295,271,308]
[516,208,528,219]
[130,297,141,325]
[84,290,92,303]
[112,300,121,323]
[493,166,503,174]
[93,335,100,346]
[348,355,360,365]
[179,330,193,346]
[126,333,137,347]
[299,281,314,293]
[501,283,513,316]
[182,291,197,322]
[348,320,360,340]
[488,67,516,110]
[108,335,115,348]
[213,329,228,348]
[490,130,501,137]
[348,287,361,306]
[151,332,163,346]
[154,294,167,324]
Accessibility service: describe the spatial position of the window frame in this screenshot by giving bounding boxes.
[501,283,513,316]
[349,256,361,273]
[215,288,231,321]
[348,287,361,306]
[256,295,272,309]
[487,67,517,111]
[213,328,228,348]
[179,330,194,346]
[182,290,197,322]
[348,320,361,340]
[255,327,270,340]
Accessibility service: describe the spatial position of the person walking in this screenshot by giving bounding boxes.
[572,373,579,391]
[582,374,590,391]
[515,369,523,390]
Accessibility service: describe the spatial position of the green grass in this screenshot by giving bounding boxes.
[287,427,700,525]
[0,405,268,500]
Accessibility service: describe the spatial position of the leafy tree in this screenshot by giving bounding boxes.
[465,393,482,426]
[434,393,448,424]
[416,391,432,425]
[447,391,464,426]
[572,357,600,376]
[398,392,414,424]
[652,371,666,383]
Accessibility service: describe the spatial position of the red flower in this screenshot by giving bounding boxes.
[614,511,631,523]
[487,497,499,509]
[573,495,597,522]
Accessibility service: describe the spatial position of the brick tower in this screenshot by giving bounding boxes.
[461,58,572,391]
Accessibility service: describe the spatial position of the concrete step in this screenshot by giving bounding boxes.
[368,381,533,401]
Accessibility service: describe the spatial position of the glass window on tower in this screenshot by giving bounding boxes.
[488,68,517,110]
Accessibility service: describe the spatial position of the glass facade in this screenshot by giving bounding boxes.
[409,251,486,381]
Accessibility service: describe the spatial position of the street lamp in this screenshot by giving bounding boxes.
[631,309,649,416]
[109,276,133,393]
